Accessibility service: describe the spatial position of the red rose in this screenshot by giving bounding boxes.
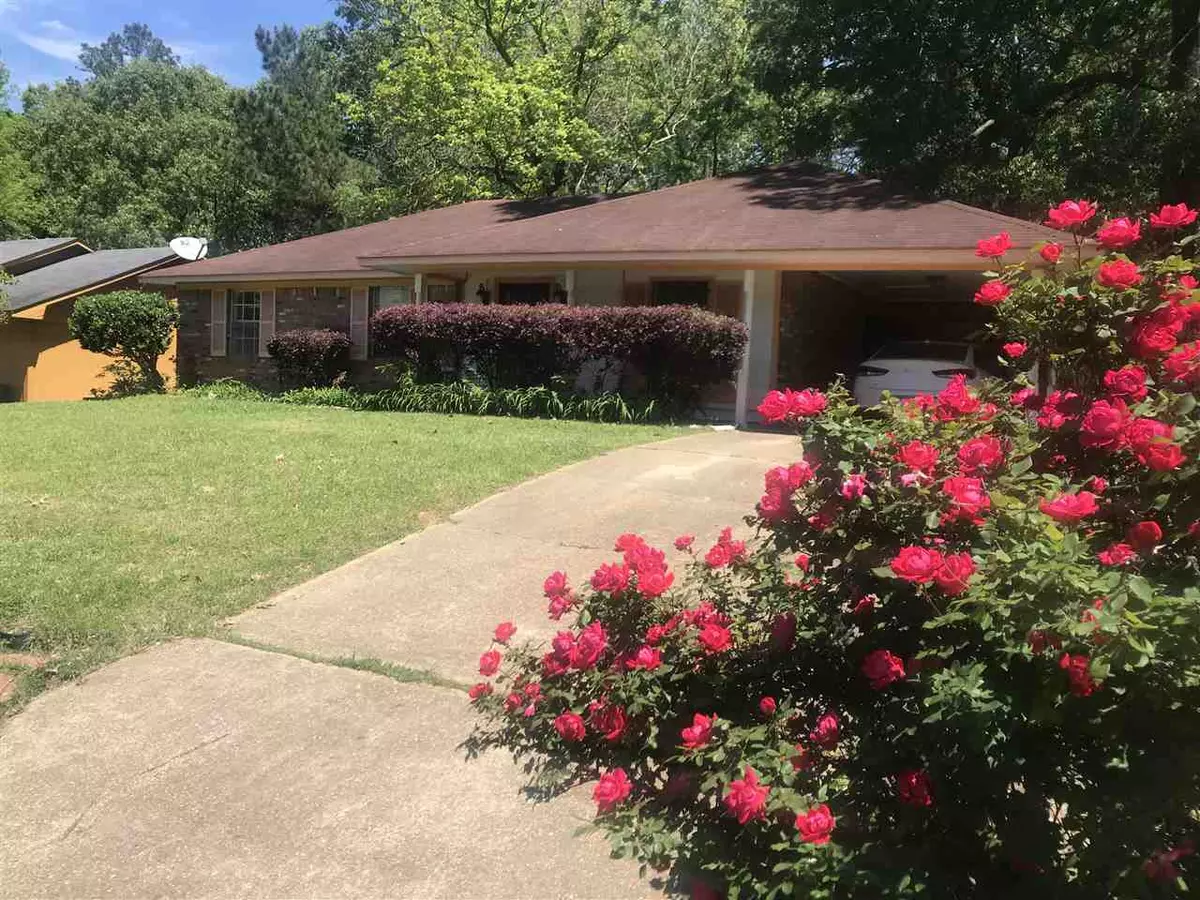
[758,696,777,717]
[704,527,746,569]
[852,594,876,616]
[1149,202,1198,229]
[1045,199,1098,230]
[1095,216,1141,248]
[756,388,827,423]
[764,461,817,493]
[681,712,718,750]
[673,534,695,550]
[1097,258,1143,289]
[541,651,569,678]
[479,649,501,676]
[543,571,569,597]
[1037,389,1082,430]
[1028,630,1062,654]
[1010,386,1039,408]
[547,592,574,620]
[554,711,587,741]
[1097,542,1138,566]
[840,473,868,500]
[1079,399,1130,449]
[891,546,944,583]
[593,768,632,812]
[937,374,981,417]
[493,621,517,643]
[933,552,976,596]
[636,566,674,599]
[1002,341,1028,359]
[587,701,628,742]
[957,436,1005,475]
[756,389,791,423]
[1163,273,1199,306]
[1087,476,1109,493]
[942,476,991,523]
[1127,520,1163,550]
[1039,241,1064,263]
[1140,440,1186,471]
[1127,417,1186,470]
[1131,317,1181,359]
[723,767,770,824]
[1039,491,1099,524]
[974,279,1012,306]
[590,561,630,594]
[788,388,828,418]
[896,769,934,808]
[862,649,906,689]
[697,622,733,654]
[810,712,840,748]
[976,231,1013,258]
[1164,342,1200,386]
[1058,653,1099,697]
[627,645,663,671]
[795,804,836,845]
[1103,365,1148,402]
[570,622,608,670]
[794,552,811,572]
[1144,843,1197,883]
[468,682,493,702]
[896,439,940,474]
[757,487,794,522]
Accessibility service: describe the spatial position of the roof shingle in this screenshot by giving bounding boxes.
[6,248,180,312]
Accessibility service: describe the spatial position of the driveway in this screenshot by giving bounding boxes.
[0,430,793,899]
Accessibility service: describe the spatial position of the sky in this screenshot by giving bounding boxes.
[0,0,339,102]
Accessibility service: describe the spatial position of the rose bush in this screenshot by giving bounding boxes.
[467,202,1200,898]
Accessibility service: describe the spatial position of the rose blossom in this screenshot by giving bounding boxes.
[468,682,493,702]
[493,621,517,643]
[795,804,836,844]
[673,534,695,550]
[891,546,944,583]
[810,712,840,748]
[1045,199,1098,229]
[1095,216,1141,248]
[1127,417,1187,471]
[896,440,939,474]
[1127,520,1163,550]
[570,622,608,670]
[896,769,934,807]
[1097,543,1138,566]
[757,388,828,423]
[590,562,630,594]
[1103,365,1148,402]
[933,552,976,595]
[976,232,1013,258]
[758,696,777,717]
[956,436,1004,476]
[479,649,501,676]
[1087,476,1109,493]
[1164,343,1200,386]
[1097,258,1143,290]
[626,645,663,671]
[841,473,868,500]
[547,592,575,620]
[1058,653,1099,697]
[974,279,1012,306]
[697,622,733,654]
[1149,202,1198,229]
[1131,311,1183,358]
[592,768,632,812]
[852,594,876,616]
[1079,400,1130,450]
[1039,491,1099,524]
[794,552,811,572]
[862,649,906,689]
[1039,241,1064,263]
[724,767,770,824]
[942,476,991,523]
[1002,342,1028,359]
[587,700,628,742]
[681,712,718,750]
[1010,386,1039,408]
[554,711,587,741]
[704,527,746,569]
[937,374,981,417]
[1144,842,1196,883]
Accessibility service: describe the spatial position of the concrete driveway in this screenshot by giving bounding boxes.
[0,429,794,899]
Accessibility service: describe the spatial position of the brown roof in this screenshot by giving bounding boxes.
[365,163,1055,264]
[150,196,611,280]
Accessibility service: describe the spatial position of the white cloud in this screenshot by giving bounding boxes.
[15,29,84,61]
[38,19,72,33]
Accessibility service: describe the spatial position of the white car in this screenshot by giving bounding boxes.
[852,341,978,407]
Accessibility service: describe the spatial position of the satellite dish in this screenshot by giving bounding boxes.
[170,236,209,261]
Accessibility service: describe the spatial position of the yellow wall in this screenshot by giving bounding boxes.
[0,302,176,402]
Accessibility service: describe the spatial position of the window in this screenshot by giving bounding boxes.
[369,284,414,315]
[497,281,552,305]
[652,280,710,307]
[426,282,458,304]
[228,290,261,359]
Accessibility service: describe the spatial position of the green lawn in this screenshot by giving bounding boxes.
[0,396,678,695]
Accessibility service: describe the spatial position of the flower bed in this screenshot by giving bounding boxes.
[468,202,1200,897]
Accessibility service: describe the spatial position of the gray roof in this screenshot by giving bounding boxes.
[0,238,83,268]
[5,248,180,312]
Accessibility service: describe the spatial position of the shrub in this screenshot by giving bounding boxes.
[468,202,1200,898]
[370,303,747,414]
[68,289,177,393]
[266,328,352,388]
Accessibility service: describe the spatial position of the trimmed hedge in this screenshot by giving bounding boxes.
[266,328,352,388]
[370,303,747,414]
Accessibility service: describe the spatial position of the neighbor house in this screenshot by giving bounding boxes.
[1,240,182,401]
[144,162,1055,423]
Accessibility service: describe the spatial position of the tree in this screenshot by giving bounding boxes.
[79,23,180,77]
[69,290,178,393]
[749,0,1200,215]
[0,59,43,239]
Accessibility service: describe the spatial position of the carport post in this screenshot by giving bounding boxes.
[735,269,780,427]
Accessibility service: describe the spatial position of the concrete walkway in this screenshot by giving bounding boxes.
[0,430,794,899]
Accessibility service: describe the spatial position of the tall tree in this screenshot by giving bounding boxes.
[79,23,180,77]
[0,60,43,239]
[749,0,1200,214]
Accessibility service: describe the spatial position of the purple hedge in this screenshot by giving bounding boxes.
[370,304,748,413]
[266,328,352,388]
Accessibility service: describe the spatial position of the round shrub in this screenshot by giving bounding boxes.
[68,289,177,393]
[468,202,1200,897]
[266,328,351,388]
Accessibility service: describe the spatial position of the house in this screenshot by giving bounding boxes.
[145,162,1055,423]
[1,240,181,401]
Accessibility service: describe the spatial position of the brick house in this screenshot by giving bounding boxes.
[145,163,1054,423]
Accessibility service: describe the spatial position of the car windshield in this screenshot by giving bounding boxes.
[872,341,968,362]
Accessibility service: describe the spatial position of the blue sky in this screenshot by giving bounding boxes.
[0,0,339,102]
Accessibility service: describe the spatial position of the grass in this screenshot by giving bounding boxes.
[0,395,679,704]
